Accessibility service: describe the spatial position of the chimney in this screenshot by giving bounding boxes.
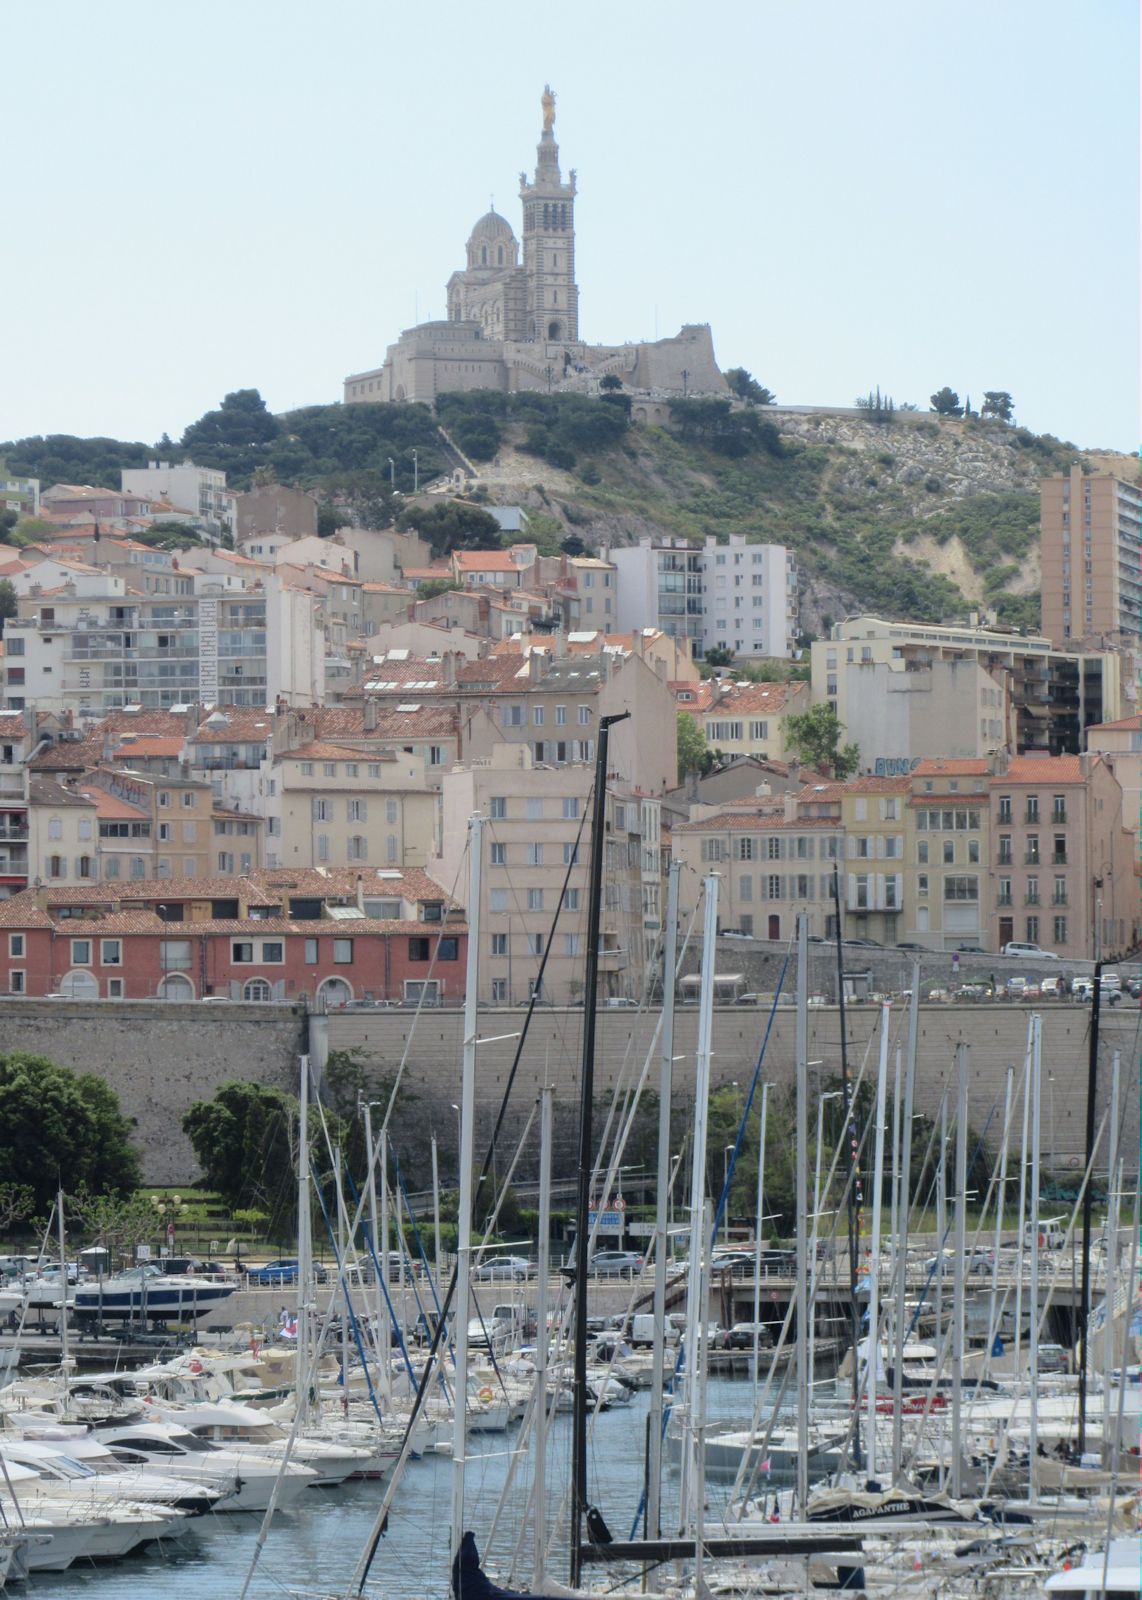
[356,873,365,912]
[364,696,378,732]
[687,768,700,803]
[443,651,458,689]
[783,791,797,821]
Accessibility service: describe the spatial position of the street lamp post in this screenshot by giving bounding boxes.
[387,458,396,491]
[412,450,419,494]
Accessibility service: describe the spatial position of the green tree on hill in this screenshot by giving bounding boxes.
[929,387,964,417]
[724,368,776,405]
[181,389,281,479]
[783,703,860,779]
[981,391,1015,423]
[397,500,503,559]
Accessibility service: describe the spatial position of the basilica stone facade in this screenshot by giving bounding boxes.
[344,89,724,408]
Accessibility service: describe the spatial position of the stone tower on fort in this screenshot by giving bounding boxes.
[344,88,724,407]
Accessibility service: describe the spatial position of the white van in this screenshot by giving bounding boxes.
[630,1312,680,1346]
[1024,1219,1065,1250]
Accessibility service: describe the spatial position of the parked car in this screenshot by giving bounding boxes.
[956,944,987,954]
[589,1250,644,1277]
[895,941,929,952]
[604,996,639,1008]
[472,1254,533,1282]
[247,1258,300,1285]
[726,1321,772,1351]
[845,937,883,948]
[1001,941,1058,960]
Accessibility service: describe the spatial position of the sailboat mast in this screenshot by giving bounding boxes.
[450,812,485,1570]
[533,1084,554,1589]
[1077,961,1103,1454]
[950,1041,968,1501]
[865,1003,890,1478]
[794,912,810,1517]
[831,865,861,1463]
[646,859,680,1544]
[297,1054,311,1422]
[56,1188,69,1372]
[890,968,919,1483]
[570,712,627,1588]
[1028,1014,1042,1499]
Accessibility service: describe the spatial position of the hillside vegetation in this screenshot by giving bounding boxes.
[0,387,1096,630]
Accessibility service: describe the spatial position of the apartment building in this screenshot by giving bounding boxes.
[0,473,39,517]
[795,775,912,943]
[674,677,810,763]
[0,710,41,898]
[120,462,236,542]
[609,536,704,652]
[8,567,325,713]
[899,759,991,951]
[432,745,662,1005]
[277,743,435,870]
[0,865,463,1005]
[1040,466,1142,646]
[609,534,798,659]
[813,615,1128,761]
[1084,713,1140,841]
[987,754,1136,961]
[670,805,844,941]
[698,535,799,658]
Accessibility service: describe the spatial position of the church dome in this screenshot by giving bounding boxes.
[468,209,516,246]
[465,209,518,273]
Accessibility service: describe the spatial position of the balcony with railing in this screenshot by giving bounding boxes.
[1025,892,1041,907]
[1024,808,1040,824]
[1024,851,1041,866]
[996,893,1013,908]
[1052,850,1067,865]
[1052,892,1068,907]
[1052,808,1067,825]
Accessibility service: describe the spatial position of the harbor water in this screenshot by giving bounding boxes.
[23,1377,756,1599]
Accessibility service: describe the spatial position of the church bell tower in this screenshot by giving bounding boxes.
[519,85,578,343]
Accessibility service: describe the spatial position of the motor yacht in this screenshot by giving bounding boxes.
[94,1419,318,1511]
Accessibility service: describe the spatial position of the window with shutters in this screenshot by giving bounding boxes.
[737,837,754,860]
[766,875,782,900]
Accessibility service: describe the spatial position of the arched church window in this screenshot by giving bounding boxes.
[560,204,567,230]
[552,290,558,305]
[481,245,487,266]
[497,245,504,265]
[543,203,549,228]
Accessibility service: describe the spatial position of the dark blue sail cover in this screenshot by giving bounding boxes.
[452,1532,570,1600]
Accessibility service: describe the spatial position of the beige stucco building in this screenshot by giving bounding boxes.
[986,754,1136,961]
[432,745,662,1005]
[900,759,991,951]
[276,744,436,870]
[670,804,844,942]
[813,615,1129,763]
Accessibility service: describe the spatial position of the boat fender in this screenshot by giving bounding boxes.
[478,1386,494,1404]
[189,1358,204,1375]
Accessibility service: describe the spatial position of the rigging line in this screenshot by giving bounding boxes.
[348,794,594,1597]
[378,834,472,1136]
[591,878,696,1196]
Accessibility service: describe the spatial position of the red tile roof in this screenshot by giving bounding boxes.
[1085,714,1141,733]
[912,758,992,776]
[999,755,1089,785]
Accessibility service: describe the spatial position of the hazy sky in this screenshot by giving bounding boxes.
[4,0,1137,451]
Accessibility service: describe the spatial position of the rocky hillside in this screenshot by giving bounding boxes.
[4,387,1116,635]
[472,404,1095,633]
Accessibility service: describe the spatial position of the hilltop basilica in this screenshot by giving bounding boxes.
[344,88,724,408]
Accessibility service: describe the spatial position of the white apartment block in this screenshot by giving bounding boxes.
[608,534,797,659]
[7,568,324,715]
[698,535,798,658]
[120,461,236,541]
[432,745,662,1006]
